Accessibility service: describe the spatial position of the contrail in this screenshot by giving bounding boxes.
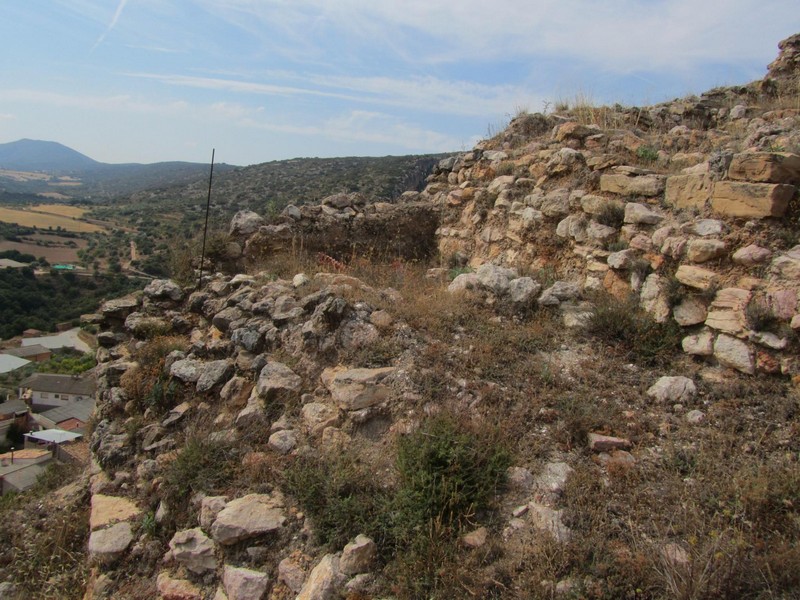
[92,0,129,51]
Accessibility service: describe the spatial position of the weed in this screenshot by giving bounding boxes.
[494,161,515,176]
[605,240,629,253]
[594,203,626,228]
[393,413,511,535]
[636,145,660,163]
[587,293,682,366]
[745,299,782,333]
[160,434,238,528]
[283,451,389,549]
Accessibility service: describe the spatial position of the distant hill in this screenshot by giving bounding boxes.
[0,139,237,200]
[0,139,101,172]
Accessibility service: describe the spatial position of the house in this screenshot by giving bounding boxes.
[18,373,95,412]
[33,398,95,434]
[0,399,30,439]
[0,448,52,495]
[4,344,52,363]
[24,429,83,464]
[0,354,30,375]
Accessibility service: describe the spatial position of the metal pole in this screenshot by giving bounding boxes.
[197,148,215,291]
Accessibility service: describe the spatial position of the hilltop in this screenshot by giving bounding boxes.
[1,32,800,600]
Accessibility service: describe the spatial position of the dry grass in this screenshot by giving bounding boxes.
[30,204,87,218]
[0,207,104,232]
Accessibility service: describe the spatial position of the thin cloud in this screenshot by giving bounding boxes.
[201,0,799,72]
[92,0,129,51]
[129,71,539,117]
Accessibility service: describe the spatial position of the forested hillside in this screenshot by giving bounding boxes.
[0,269,141,339]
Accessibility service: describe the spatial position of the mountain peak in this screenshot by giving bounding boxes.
[0,138,101,172]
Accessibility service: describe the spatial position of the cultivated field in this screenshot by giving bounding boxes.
[30,204,87,218]
[0,235,87,264]
[0,207,103,232]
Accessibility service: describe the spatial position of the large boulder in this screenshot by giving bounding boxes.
[230,210,265,237]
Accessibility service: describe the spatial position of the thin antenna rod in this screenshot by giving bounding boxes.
[197,148,215,291]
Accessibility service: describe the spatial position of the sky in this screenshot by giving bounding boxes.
[1,1,798,167]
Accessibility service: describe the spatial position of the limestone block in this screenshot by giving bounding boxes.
[682,330,714,355]
[714,334,754,374]
[686,239,727,263]
[711,181,794,218]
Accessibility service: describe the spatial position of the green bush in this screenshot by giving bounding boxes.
[392,413,511,537]
[161,436,238,527]
[636,145,659,163]
[283,451,388,549]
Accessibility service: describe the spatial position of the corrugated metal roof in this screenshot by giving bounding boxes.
[4,345,50,358]
[19,373,95,396]
[39,399,95,425]
[26,429,82,443]
[0,399,29,415]
[0,354,31,374]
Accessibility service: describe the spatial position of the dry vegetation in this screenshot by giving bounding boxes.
[0,207,104,233]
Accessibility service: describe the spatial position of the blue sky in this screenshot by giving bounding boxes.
[1,1,798,166]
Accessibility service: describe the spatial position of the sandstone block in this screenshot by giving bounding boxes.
[646,376,696,404]
[664,174,712,209]
[624,202,663,225]
[673,297,707,326]
[88,522,134,564]
[732,244,772,266]
[587,433,632,452]
[297,554,343,600]
[600,173,665,196]
[223,565,269,600]
[675,265,718,290]
[90,494,141,531]
[705,288,751,335]
[324,367,396,410]
[728,152,800,184]
[340,534,378,575]
[711,181,794,218]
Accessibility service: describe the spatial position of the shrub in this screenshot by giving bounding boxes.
[282,451,389,549]
[587,293,682,366]
[392,413,511,536]
[745,299,782,333]
[161,435,238,528]
[595,203,626,228]
[636,145,659,163]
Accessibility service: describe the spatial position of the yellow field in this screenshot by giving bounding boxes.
[0,207,104,232]
[30,204,87,218]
